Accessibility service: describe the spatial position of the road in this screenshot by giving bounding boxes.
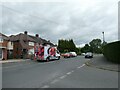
[2,55,118,88]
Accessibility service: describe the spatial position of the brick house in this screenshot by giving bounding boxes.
[0,33,9,60]
[9,31,36,59]
[8,31,55,59]
[29,34,55,46]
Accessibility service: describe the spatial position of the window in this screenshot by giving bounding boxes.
[29,42,34,46]
[11,42,13,45]
[0,36,3,42]
[0,48,2,59]
[28,48,34,55]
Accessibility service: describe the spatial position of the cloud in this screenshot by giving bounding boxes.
[1,0,119,46]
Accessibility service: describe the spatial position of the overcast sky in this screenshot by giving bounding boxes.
[0,0,119,47]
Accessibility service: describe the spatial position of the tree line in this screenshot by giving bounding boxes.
[58,39,76,53]
[57,38,107,54]
[81,39,107,54]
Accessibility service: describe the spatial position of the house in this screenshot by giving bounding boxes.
[0,33,9,60]
[29,34,55,46]
[9,31,55,59]
[9,31,36,59]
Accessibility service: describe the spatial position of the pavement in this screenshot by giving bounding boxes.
[85,54,119,72]
[0,59,31,64]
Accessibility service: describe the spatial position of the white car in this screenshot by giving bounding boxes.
[70,52,77,57]
[85,52,93,58]
[81,53,86,56]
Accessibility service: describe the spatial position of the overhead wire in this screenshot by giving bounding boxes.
[2,5,63,26]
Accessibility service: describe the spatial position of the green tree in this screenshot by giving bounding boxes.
[81,44,91,53]
[89,39,102,54]
[58,39,77,53]
[75,47,81,55]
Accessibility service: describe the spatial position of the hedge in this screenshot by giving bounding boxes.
[103,41,120,63]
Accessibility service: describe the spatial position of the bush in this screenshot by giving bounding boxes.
[103,41,120,63]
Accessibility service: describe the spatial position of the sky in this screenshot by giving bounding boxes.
[0,0,119,47]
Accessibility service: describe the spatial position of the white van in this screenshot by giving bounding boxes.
[34,45,60,61]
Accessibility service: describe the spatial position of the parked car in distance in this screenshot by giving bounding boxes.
[81,53,86,56]
[69,52,77,57]
[85,52,93,58]
[62,53,71,58]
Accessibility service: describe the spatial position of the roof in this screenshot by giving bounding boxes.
[9,33,36,49]
[9,32,55,49]
[29,35,55,46]
[29,35,44,44]
[9,33,35,42]
[0,33,9,40]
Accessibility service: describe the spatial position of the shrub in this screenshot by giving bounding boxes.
[103,41,120,63]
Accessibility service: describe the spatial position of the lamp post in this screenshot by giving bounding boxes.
[102,32,105,43]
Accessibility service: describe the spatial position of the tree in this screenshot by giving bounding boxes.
[81,44,91,53]
[57,39,76,53]
[89,39,102,53]
[75,47,81,55]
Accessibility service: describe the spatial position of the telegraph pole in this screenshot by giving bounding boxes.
[102,32,105,43]
[102,31,105,46]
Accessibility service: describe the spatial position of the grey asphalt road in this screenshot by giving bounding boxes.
[2,55,118,88]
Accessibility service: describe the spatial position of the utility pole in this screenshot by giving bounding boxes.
[102,32,105,46]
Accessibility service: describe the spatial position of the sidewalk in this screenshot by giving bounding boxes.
[0,59,30,64]
[85,54,119,72]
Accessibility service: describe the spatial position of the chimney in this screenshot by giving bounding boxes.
[24,31,28,35]
[36,34,39,37]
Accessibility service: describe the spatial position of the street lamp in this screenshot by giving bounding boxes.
[102,32,105,43]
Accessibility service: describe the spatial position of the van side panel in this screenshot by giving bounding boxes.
[44,46,50,60]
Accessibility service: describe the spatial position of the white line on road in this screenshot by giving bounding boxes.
[59,75,67,79]
[66,72,72,75]
[77,64,85,69]
[41,85,50,88]
[50,79,59,84]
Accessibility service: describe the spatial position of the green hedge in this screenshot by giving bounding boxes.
[103,41,120,63]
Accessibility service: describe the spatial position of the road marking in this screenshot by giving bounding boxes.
[60,75,67,79]
[71,70,74,73]
[77,64,85,68]
[50,79,59,84]
[41,85,50,88]
[77,67,81,68]
[66,72,72,75]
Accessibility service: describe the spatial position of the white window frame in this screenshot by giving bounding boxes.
[29,42,34,46]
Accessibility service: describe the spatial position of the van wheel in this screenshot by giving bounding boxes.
[46,57,49,62]
[57,56,60,60]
